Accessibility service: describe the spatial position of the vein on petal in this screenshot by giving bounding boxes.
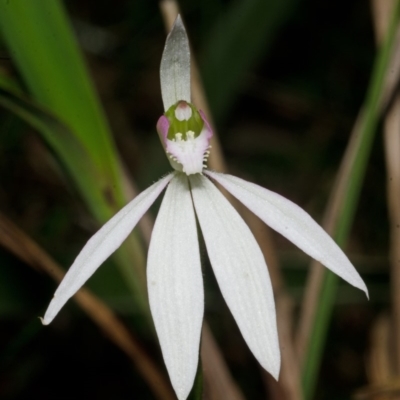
[42,173,174,325]
[205,170,368,297]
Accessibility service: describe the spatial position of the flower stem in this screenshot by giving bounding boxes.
[187,359,203,400]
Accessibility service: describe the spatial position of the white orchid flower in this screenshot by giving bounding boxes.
[42,15,368,400]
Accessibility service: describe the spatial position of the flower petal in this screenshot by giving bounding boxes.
[205,171,368,296]
[160,15,191,111]
[147,174,203,400]
[165,128,211,175]
[42,173,174,325]
[189,174,280,379]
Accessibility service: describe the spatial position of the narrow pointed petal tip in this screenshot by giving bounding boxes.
[190,174,281,379]
[42,305,56,325]
[271,362,281,381]
[205,171,369,298]
[42,174,174,325]
[148,174,204,400]
[160,15,191,111]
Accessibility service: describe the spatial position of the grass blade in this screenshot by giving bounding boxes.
[0,0,121,192]
[298,3,400,398]
[0,1,149,312]
[0,212,175,400]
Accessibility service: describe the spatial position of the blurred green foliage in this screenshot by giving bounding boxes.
[0,0,388,399]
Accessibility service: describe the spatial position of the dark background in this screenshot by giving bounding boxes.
[0,0,386,399]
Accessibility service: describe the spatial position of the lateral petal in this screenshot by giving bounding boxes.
[147,174,204,400]
[205,170,368,296]
[42,173,174,325]
[160,15,191,111]
[189,174,280,379]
